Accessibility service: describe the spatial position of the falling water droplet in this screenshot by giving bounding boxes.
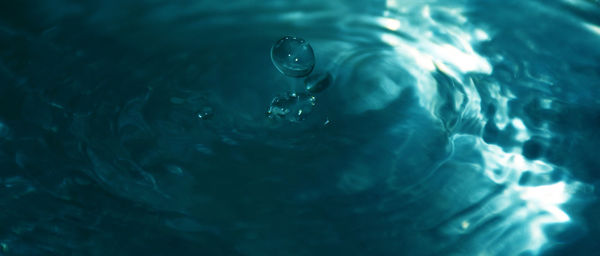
[305,72,332,93]
[271,36,315,77]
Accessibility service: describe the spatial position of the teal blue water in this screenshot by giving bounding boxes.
[1,0,599,255]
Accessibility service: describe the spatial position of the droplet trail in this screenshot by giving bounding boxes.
[305,72,332,93]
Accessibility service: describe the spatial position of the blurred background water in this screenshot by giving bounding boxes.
[1,0,600,255]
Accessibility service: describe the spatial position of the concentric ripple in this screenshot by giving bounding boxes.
[0,0,598,255]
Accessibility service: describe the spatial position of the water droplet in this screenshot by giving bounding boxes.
[305,72,332,93]
[271,36,315,77]
[267,91,316,122]
[197,106,213,120]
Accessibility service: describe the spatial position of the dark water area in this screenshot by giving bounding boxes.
[1,0,600,255]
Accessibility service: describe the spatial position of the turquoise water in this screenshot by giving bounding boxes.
[1,0,599,255]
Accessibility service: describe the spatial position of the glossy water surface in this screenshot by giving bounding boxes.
[1,0,599,255]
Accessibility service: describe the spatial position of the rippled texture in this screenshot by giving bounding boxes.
[1,0,599,255]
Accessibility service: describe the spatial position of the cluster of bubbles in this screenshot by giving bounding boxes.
[266,92,316,122]
[196,36,328,123]
[268,36,332,123]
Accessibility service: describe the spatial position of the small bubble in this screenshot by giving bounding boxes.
[271,36,315,77]
[461,221,470,230]
[197,106,214,120]
[305,72,333,93]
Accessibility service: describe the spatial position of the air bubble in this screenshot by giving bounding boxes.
[271,36,315,77]
[197,106,213,120]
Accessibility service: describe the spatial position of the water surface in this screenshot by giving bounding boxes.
[1,0,599,255]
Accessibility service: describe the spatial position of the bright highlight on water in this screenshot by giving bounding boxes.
[0,1,598,256]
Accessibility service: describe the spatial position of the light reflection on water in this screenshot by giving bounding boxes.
[0,0,598,255]
[369,2,589,254]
